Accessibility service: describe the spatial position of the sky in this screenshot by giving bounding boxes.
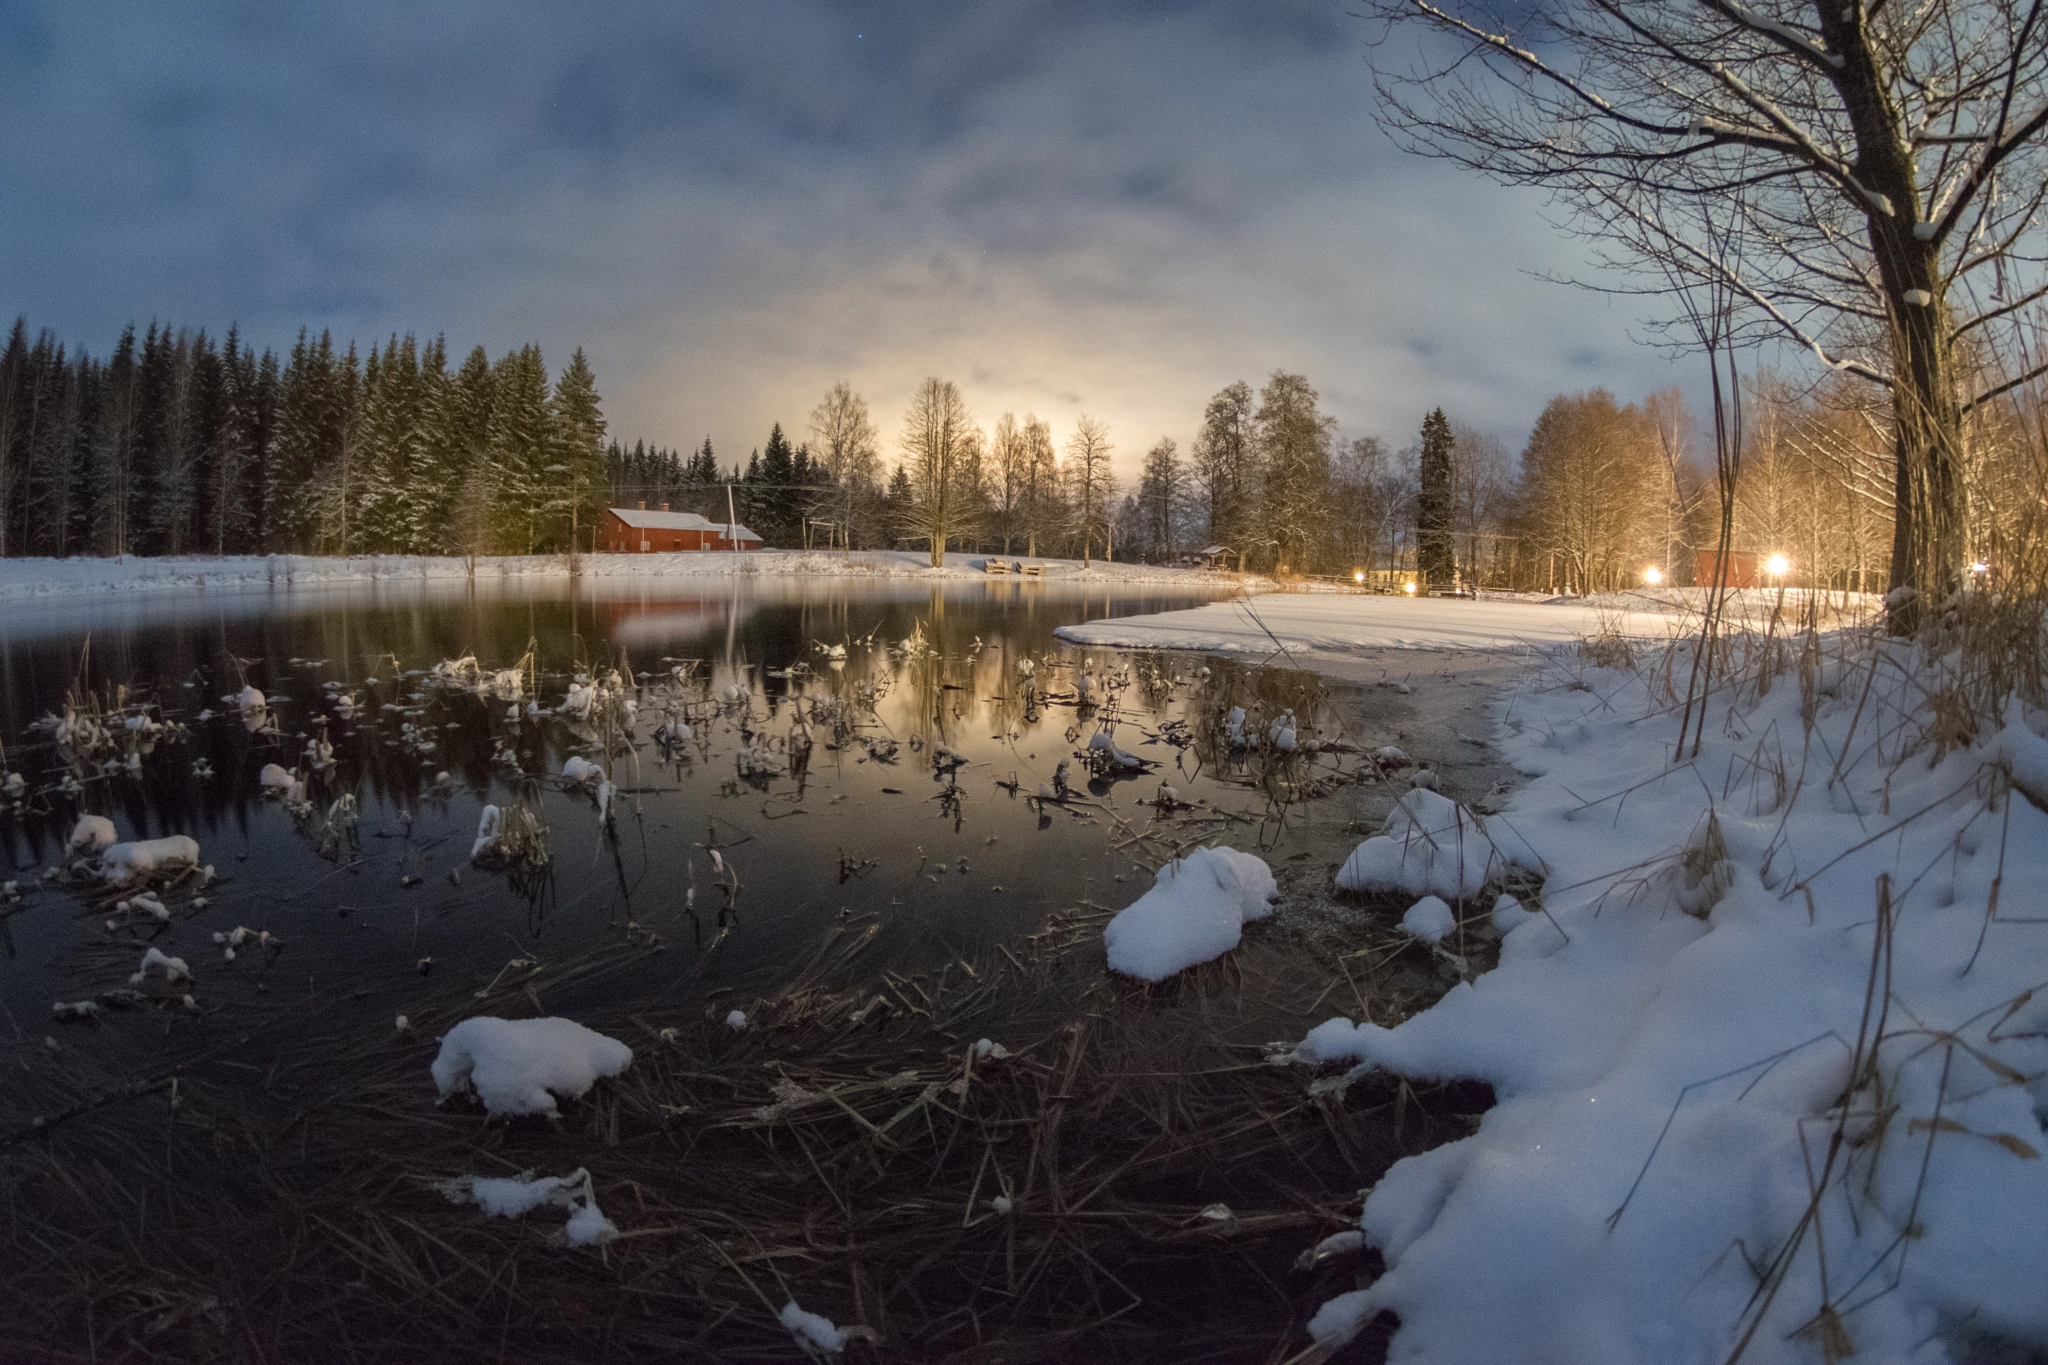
[0,0,1691,479]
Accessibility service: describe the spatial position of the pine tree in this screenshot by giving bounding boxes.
[487,345,552,553]
[1416,408,1456,590]
[547,347,606,554]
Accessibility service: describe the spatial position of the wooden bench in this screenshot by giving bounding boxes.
[1018,562,1046,578]
[983,558,1010,575]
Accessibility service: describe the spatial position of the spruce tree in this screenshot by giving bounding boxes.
[1416,407,1456,590]
[548,348,606,554]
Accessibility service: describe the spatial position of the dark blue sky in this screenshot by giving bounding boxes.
[0,0,1678,473]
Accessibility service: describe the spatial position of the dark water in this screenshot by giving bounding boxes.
[0,577,1370,1061]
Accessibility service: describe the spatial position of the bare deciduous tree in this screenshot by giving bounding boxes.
[808,380,879,549]
[898,377,982,567]
[1255,371,1335,573]
[1360,0,2048,620]
[1064,415,1115,565]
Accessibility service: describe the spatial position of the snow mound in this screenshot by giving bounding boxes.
[430,1016,633,1117]
[1400,894,1455,944]
[1335,789,1508,900]
[99,835,201,883]
[1103,845,1277,981]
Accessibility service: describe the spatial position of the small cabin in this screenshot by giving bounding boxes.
[602,504,763,553]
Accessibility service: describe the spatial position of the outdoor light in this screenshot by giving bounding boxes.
[1643,565,1664,585]
[1971,560,1991,576]
[1765,553,1791,578]
[1354,570,1365,584]
[1404,581,1418,595]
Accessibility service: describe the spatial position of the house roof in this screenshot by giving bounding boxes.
[725,523,763,542]
[610,507,718,531]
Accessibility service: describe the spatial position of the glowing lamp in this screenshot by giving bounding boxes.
[1643,565,1664,586]
[1971,561,1990,575]
[1403,581,1418,596]
[1764,554,1791,578]
[1354,570,1365,584]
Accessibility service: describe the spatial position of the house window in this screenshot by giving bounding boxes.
[640,540,650,552]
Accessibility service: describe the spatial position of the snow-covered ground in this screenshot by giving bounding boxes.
[0,551,1262,601]
[1056,590,1683,657]
[1060,590,2047,1364]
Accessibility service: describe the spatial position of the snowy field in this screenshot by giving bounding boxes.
[0,551,1261,601]
[1056,589,1684,657]
[1054,589,2047,1363]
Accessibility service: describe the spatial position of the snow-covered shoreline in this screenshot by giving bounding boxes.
[1060,591,2048,1364]
[0,551,1267,602]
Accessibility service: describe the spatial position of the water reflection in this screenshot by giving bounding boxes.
[0,578,1368,1041]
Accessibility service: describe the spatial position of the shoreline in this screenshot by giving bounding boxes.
[0,551,1270,602]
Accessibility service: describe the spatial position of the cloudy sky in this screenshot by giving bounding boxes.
[0,0,1687,477]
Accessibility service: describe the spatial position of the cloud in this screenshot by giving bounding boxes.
[0,0,1691,476]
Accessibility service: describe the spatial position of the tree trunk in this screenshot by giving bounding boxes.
[1826,4,1967,632]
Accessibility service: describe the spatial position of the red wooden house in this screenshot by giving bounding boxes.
[602,504,763,553]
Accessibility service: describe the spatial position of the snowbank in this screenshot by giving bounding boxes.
[430,1016,633,1117]
[1298,637,2048,1365]
[1103,845,1277,981]
[0,551,1260,601]
[1056,590,1679,657]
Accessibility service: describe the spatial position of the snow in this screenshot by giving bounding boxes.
[1103,845,1277,981]
[1057,590,1680,657]
[129,946,191,985]
[560,756,602,784]
[69,813,116,854]
[1400,895,1456,944]
[98,834,201,882]
[779,1301,853,1355]
[1294,633,2048,1365]
[258,762,295,790]
[1335,788,1530,901]
[0,551,1263,601]
[430,1015,633,1117]
[439,1166,618,1245]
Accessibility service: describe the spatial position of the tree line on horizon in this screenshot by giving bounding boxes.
[13,313,2033,595]
[0,316,606,560]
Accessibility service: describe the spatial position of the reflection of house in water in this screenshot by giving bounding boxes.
[599,599,735,646]
[602,504,762,553]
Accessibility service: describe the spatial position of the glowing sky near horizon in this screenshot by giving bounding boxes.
[0,0,1688,476]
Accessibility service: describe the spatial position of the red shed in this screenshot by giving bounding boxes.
[602,504,763,553]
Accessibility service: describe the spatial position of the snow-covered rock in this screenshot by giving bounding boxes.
[430,1016,633,1117]
[1103,845,1277,981]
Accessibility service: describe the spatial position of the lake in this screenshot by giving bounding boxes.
[0,574,1480,1364]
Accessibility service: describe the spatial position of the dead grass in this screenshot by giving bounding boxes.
[0,897,1480,1365]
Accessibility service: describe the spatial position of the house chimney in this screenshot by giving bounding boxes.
[660,503,670,512]
[637,501,646,510]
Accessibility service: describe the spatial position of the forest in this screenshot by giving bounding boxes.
[0,318,606,559]
[6,313,2040,594]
